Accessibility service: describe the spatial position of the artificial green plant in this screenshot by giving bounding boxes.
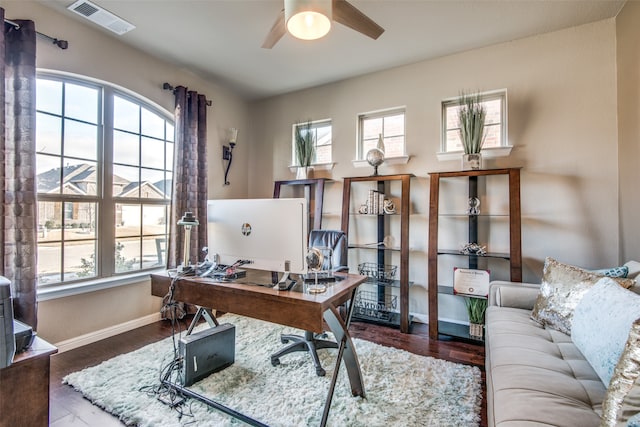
[465,297,488,324]
[458,92,487,154]
[294,120,315,167]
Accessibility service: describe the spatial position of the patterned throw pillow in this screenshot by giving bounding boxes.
[600,317,640,427]
[530,257,636,335]
[591,265,629,278]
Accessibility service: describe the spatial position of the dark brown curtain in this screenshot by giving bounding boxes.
[167,86,209,270]
[0,10,38,330]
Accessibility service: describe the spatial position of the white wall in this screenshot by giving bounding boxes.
[1,0,251,344]
[249,19,620,323]
[617,1,640,263]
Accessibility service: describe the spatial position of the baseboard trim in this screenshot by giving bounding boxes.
[54,312,162,353]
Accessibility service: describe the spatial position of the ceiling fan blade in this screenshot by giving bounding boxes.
[262,9,287,49]
[332,0,384,40]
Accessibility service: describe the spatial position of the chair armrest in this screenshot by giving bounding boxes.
[488,281,541,310]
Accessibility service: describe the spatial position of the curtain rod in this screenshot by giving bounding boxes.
[163,82,212,106]
[4,18,68,50]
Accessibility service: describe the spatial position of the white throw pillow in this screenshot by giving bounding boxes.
[571,277,640,386]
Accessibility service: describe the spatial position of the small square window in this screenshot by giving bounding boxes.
[441,90,507,153]
[291,119,332,166]
[358,108,406,160]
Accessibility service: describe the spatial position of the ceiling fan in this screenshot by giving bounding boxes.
[262,0,384,49]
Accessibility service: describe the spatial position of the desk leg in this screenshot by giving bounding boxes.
[320,300,365,426]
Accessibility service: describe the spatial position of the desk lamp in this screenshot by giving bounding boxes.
[178,211,199,275]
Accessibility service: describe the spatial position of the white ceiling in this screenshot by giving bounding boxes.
[39,0,626,100]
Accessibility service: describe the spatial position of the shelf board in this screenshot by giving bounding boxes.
[353,311,413,329]
[358,279,415,288]
[349,244,400,251]
[437,249,511,259]
[437,285,488,298]
[437,320,484,344]
[438,213,509,218]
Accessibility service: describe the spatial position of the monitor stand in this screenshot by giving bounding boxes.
[276,261,297,290]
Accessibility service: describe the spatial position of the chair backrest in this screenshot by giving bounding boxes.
[308,229,348,272]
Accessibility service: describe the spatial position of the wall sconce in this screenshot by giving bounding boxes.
[223,128,238,185]
[177,211,199,275]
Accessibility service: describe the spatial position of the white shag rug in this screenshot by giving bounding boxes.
[64,314,482,427]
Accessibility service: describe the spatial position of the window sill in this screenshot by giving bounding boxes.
[352,155,411,168]
[37,269,164,302]
[287,163,335,173]
[436,146,513,162]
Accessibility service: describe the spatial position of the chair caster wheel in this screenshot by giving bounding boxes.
[281,337,289,344]
[271,358,280,367]
[316,367,326,377]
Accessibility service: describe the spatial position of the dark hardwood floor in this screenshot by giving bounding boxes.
[49,316,486,426]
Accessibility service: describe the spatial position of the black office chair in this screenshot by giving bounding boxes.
[270,229,348,376]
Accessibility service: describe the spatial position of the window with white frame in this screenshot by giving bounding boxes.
[358,108,406,160]
[35,74,174,286]
[291,119,332,165]
[442,90,507,153]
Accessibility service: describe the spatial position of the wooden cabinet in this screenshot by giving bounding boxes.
[0,337,57,427]
[340,174,413,333]
[427,168,522,341]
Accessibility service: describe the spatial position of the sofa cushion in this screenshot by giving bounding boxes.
[572,277,640,386]
[531,257,636,335]
[600,318,640,427]
[486,305,605,426]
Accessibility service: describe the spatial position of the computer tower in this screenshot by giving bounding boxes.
[179,323,235,387]
[0,276,15,369]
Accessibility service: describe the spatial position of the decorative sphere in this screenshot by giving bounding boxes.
[366,148,385,168]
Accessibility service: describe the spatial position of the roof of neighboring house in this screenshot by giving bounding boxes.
[37,163,169,197]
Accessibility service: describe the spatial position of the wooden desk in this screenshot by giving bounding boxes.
[151,271,367,426]
[0,337,57,427]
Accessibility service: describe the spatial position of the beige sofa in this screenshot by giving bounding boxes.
[485,261,640,427]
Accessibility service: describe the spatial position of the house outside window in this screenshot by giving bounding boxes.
[291,119,332,166]
[357,108,406,160]
[35,74,173,286]
[441,90,508,153]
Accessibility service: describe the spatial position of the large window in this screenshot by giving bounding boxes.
[291,119,332,165]
[36,74,174,286]
[442,90,507,153]
[357,108,406,160]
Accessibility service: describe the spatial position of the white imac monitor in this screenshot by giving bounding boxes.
[206,198,308,275]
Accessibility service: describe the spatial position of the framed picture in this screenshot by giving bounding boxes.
[453,268,490,297]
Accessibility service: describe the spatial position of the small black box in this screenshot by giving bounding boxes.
[179,323,235,386]
[14,319,35,353]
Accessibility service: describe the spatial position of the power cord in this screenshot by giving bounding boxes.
[139,272,196,421]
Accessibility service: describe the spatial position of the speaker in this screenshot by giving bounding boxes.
[0,276,15,369]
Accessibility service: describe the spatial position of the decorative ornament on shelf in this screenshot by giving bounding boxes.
[460,242,487,256]
[366,133,385,176]
[458,91,486,170]
[467,197,480,215]
[294,120,315,180]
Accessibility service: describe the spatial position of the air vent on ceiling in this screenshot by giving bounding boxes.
[67,0,135,35]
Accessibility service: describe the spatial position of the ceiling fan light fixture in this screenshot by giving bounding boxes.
[285,0,332,41]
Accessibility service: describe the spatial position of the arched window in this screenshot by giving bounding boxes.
[35,73,174,286]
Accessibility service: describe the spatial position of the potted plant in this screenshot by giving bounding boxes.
[465,297,488,339]
[458,92,486,170]
[294,120,315,179]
